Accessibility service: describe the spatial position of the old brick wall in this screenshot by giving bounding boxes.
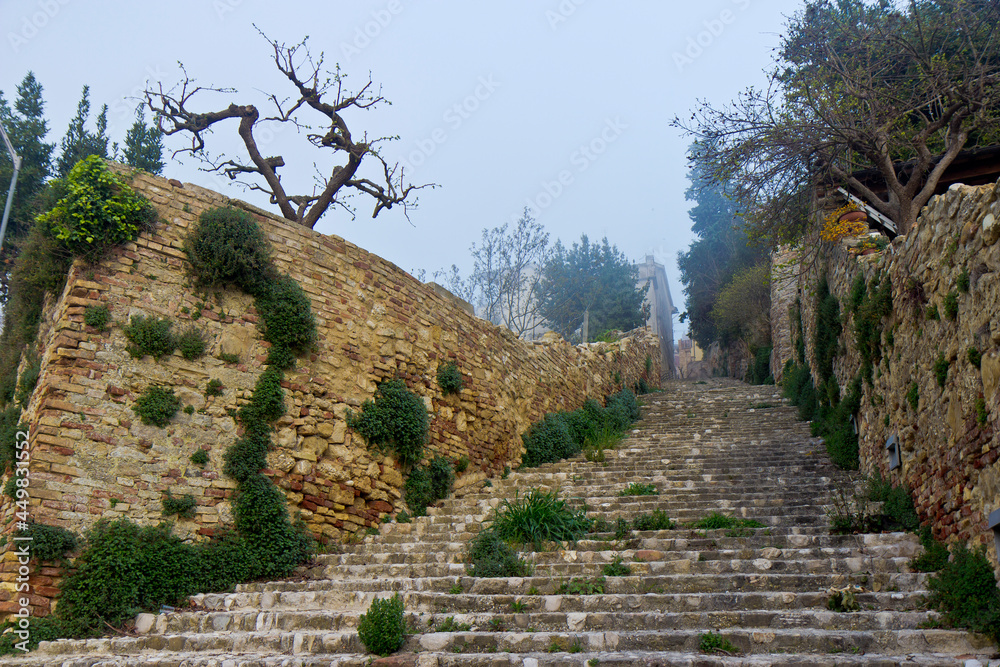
[775,180,1000,568]
[0,170,662,617]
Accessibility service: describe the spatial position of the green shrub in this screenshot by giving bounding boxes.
[357,593,406,657]
[934,353,950,388]
[607,387,640,423]
[866,475,919,532]
[427,456,455,500]
[853,275,893,384]
[521,412,573,468]
[489,489,590,550]
[84,304,110,330]
[454,455,469,473]
[968,346,982,369]
[602,555,632,576]
[910,526,950,572]
[53,519,203,637]
[184,206,275,296]
[124,315,176,359]
[223,433,270,483]
[190,449,209,466]
[183,405,195,415]
[205,378,224,397]
[437,361,463,395]
[632,510,676,531]
[813,277,841,384]
[133,386,181,427]
[976,396,988,427]
[161,490,197,519]
[0,406,23,473]
[619,482,657,497]
[465,530,530,578]
[348,379,428,469]
[404,467,434,516]
[177,326,207,360]
[927,543,1000,642]
[907,382,919,410]
[957,268,970,293]
[37,156,157,259]
[218,352,240,364]
[232,474,312,579]
[256,274,317,361]
[19,522,77,563]
[699,631,740,655]
[14,356,40,408]
[849,274,866,313]
[239,367,285,429]
[690,512,765,530]
[926,304,939,321]
[943,290,959,320]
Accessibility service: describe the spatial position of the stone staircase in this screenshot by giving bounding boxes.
[11,380,1000,666]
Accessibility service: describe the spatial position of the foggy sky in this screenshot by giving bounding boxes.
[2,0,805,341]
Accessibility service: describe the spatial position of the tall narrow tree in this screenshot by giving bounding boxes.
[0,72,55,244]
[56,85,109,178]
[123,106,165,175]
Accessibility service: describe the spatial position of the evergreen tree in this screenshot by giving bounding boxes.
[56,86,109,178]
[0,72,55,244]
[677,144,767,348]
[538,235,647,342]
[123,106,164,175]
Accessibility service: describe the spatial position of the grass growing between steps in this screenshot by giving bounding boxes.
[689,512,765,531]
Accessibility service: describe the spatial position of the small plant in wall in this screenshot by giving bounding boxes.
[134,386,181,427]
[124,315,177,359]
[177,326,208,360]
[437,361,463,395]
[190,449,209,466]
[83,304,111,331]
[205,378,224,397]
[161,489,197,519]
[347,379,429,469]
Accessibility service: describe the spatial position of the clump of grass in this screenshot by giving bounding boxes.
[619,482,657,497]
[602,555,632,576]
[698,631,740,655]
[690,513,765,530]
[488,489,590,550]
[631,510,675,531]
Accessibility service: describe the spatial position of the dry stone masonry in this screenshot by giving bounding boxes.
[0,170,661,618]
[772,178,1000,570]
[6,380,996,665]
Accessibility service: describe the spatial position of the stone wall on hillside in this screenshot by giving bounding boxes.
[0,169,661,617]
[773,180,1000,569]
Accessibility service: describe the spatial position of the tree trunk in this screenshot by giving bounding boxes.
[582,308,590,343]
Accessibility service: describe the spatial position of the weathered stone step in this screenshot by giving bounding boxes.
[237,571,931,596]
[193,589,930,615]
[150,606,943,636]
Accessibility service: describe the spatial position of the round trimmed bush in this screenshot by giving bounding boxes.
[184,206,275,296]
[357,593,405,656]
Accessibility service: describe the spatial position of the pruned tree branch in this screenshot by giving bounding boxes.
[144,30,435,229]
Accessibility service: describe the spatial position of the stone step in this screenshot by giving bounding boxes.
[193,589,930,615]
[23,626,995,662]
[150,606,944,636]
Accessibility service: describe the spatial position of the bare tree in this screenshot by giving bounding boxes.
[466,209,549,337]
[674,0,1000,241]
[145,29,433,228]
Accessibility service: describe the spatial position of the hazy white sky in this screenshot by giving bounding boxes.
[2,0,804,340]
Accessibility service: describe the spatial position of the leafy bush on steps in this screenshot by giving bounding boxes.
[465,530,530,578]
[403,466,434,517]
[521,389,640,468]
[133,386,181,427]
[357,593,406,656]
[927,543,1000,642]
[348,379,429,469]
[427,455,455,500]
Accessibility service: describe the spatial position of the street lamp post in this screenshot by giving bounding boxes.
[0,122,23,254]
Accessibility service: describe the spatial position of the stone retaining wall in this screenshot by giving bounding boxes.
[0,169,661,617]
[773,180,1000,568]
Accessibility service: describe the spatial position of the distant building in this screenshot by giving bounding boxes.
[676,337,706,379]
[638,256,676,379]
